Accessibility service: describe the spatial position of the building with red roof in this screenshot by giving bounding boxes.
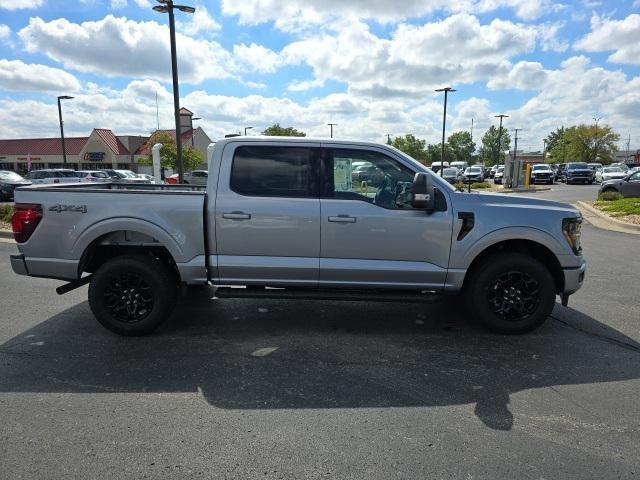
[0,108,211,173]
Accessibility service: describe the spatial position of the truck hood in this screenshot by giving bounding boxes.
[464,191,580,217]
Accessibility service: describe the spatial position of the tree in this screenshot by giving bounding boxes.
[547,133,570,164]
[390,134,428,164]
[447,131,475,163]
[139,131,204,171]
[425,142,455,165]
[544,127,566,157]
[564,124,619,164]
[478,126,511,166]
[262,123,306,137]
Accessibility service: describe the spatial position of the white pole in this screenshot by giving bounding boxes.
[152,143,162,183]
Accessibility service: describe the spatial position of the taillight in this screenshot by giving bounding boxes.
[12,203,43,243]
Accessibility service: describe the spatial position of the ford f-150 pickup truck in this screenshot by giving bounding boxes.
[10,137,586,336]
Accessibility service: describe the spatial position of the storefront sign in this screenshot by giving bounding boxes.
[84,152,105,162]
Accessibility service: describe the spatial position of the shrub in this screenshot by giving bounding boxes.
[471,182,491,189]
[598,191,623,201]
[0,204,13,224]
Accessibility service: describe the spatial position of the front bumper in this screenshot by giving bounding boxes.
[563,259,586,295]
[10,254,28,276]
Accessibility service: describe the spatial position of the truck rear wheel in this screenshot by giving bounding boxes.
[466,253,556,334]
[88,254,177,336]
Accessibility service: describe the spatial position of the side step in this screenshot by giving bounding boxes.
[214,286,445,303]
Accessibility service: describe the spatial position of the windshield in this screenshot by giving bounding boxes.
[59,171,78,178]
[466,167,481,173]
[497,166,504,172]
[568,163,589,169]
[442,168,458,175]
[532,165,550,170]
[0,171,24,181]
[115,170,138,178]
[603,167,622,173]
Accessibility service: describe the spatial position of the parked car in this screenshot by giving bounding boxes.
[489,165,499,178]
[530,164,554,184]
[449,161,468,173]
[76,170,111,183]
[137,174,157,184]
[587,163,603,172]
[462,166,484,182]
[599,170,640,198]
[564,162,593,184]
[430,161,449,173]
[10,137,586,337]
[183,170,209,186]
[441,167,462,184]
[101,169,151,184]
[165,174,179,185]
[0,170,31,200]
[555,164,566,182]
[24,169,80,184]
[595,167,627,183]
[610,162,630,173]
[493,165,505,184]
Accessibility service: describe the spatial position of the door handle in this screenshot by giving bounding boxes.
[328,215,356,223]
[222,212,251,220]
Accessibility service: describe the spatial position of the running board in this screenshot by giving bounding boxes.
[214,286,445,303]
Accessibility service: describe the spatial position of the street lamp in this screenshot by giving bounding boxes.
[153,0,195,184]
[494,114,508,166]
[244,126,254,136]
[327,123,337,138]
[435,87,456,177]
[593,116,602,162]
[57,95,74,165]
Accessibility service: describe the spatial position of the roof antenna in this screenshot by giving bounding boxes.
[155,91,160,131]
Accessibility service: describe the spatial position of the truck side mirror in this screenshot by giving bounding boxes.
[411,172,435,213]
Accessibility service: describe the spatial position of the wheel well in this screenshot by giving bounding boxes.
[465,239,564,294]
[79,231,181,283]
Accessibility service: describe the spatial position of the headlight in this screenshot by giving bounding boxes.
[562,217,582,255]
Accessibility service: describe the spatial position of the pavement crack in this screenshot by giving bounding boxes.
[550,315,640,355]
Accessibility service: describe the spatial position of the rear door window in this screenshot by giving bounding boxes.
[230,146,319,197]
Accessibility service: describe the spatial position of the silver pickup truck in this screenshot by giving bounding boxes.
[10,137,586,336]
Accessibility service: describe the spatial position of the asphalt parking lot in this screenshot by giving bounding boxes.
[1,182,639,479]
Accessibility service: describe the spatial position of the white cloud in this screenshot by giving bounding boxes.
[575,14,640,65]
[282,14,537,97]
[233,43,282,74]
[221,0,564,30]
[287,78,325,92]
[0,59,81,93]
[0,0,43,10]
[487,61,548,90]
[176,5,221,37]
[18,15,236,84]
[133,0,151,7]
[0,24,10,39]
[111,0,127,8]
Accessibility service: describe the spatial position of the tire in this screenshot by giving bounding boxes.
[466,253,556,334]
[548,179,553,185]
[601,187,617,194]
[88,254,178,336]
[588,180,593,185]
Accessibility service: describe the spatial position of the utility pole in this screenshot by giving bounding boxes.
[386,133,391,145]
[627,134,631,163]
[543,139,547,162]
[57,95,74,165]
[328,123,337,138]
[495,114,508,167]
[512,128,521,188]
[592,116,602,163]
[435,87,456,177]
[153,0,196,184]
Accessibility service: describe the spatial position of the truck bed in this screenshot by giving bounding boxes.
[13,182,207,283]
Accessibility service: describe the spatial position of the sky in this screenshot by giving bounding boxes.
[0,0,639,152]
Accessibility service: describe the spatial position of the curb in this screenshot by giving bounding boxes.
[485,187,552,194]
[0,229,13,239]
[576,201,640,234]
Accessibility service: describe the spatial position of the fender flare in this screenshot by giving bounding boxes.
[71,217,185,264]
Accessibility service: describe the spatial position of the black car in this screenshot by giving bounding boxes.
[0,170,31,200]
[564,162,594,184]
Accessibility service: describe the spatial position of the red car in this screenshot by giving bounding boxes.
[165,174,179,184]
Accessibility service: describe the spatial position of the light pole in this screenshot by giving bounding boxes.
[153,0,195,184]
[191,117,201,147]
[328,123,337,138]
[435,87,456,177]
[593,116,602,163]
[495,114,508,167]
[57,95,74,165]
[244,126,254,136]
[543,139,547,162]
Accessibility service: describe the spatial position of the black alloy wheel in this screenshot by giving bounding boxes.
[487,271,540,322]
[103,272,154,323]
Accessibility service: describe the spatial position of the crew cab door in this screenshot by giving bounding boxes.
[319,146,453,289]
[214,142,321,286]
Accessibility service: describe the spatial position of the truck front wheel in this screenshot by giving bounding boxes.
[466,253,556,334]
[88,254,178,336]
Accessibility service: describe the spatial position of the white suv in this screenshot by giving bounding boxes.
[24,169,80,184]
